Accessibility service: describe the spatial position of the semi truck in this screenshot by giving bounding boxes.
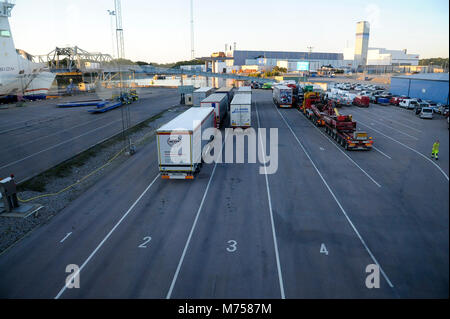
[156,107,215,180]
[353,95,370,107]
[230,94,252,128]
[301,93,373,151]
[236,86,252,95]
[215,87,235,112]
[200,93,228,128]
[193,87,214,106]
[273,85,293,108]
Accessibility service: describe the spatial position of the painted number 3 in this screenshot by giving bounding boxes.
[227,240,237,252]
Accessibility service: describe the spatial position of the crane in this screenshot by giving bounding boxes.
[113,0,134,154]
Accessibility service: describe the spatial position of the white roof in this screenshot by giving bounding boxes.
[201,93,227,103]
[231,94,251,105]
[216,87,234,93]
[274,85,291,90]
[238,86,252,92]
[194,87,213,93]
[157,107,214,132]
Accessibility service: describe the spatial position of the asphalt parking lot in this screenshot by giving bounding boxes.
[0,87,179,182]
[0,89,447,298]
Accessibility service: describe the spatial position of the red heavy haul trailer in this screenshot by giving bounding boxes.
[301,93,373,151]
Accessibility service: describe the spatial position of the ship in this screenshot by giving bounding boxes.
[0,0,56,102]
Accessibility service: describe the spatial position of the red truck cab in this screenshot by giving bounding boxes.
[353,95,370,107]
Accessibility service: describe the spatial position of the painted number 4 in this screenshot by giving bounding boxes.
[320,243,329,256]
[227,240,237,252]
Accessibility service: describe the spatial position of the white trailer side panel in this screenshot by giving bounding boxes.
[200,93,228,128]
[193,87,213,106]
[157,107,215,177]
[230,94,252,127]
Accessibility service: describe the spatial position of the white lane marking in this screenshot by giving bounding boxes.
[363,107,422,126]
[351,113,419,140]
[293,109,381,188]
[3,117,107,152]
[0,120,121,169]
[60,232,72,243]
[358,122,449,182]
[372,146,392,160]
[355,109,422,133]
[255,102,286,299]
[166,132,228,299]
[276,106,395,289]
[55,173,160,299]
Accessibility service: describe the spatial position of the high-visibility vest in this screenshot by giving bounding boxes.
[433,143,440,151]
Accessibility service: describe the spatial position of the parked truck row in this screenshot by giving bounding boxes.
[158,86,252,179]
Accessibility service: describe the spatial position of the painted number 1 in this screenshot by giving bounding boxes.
[227,240,237,252]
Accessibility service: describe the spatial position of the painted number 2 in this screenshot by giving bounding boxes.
[139,236,152,248]
[227,240,237,252]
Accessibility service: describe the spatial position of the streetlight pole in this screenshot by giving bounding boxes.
[107,10,116,59]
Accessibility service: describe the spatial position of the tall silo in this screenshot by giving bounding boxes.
[354,21,370,66]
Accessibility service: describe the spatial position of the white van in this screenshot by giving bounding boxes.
[399,99,419,110]
[420,107,433,119]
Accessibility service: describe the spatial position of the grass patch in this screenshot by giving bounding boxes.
[17,106,177,193]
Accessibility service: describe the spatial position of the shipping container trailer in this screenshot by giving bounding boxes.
[200,93,228,128]
[156,107,215,180]
[273,85,293,108]
[230,94,252,128]
[215,87,235,111]
[193,87,214,106]
[236,86,252,95]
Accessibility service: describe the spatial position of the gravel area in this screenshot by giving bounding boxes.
[0,104,187,254]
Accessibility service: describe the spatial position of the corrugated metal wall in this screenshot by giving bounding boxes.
[390,78,449,104]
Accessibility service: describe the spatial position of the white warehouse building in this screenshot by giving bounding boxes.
[367,48,419,66]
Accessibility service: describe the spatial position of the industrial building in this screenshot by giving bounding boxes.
[390,73,449,104]
[347,21,420,67]
[354,21,370,66]
[367,48,420,66]
[229,50,349,71]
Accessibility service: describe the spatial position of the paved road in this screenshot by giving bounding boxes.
[0,90,447,298]
[0,88,179,182]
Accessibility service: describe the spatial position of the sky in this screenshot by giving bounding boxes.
[8,0,449,63]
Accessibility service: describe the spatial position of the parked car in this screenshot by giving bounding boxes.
[399,99,419,110]
[420,107,434,119]
[415,102,430,115]
[390,96,402,106]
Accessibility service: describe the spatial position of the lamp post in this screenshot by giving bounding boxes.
[107,10,116,59]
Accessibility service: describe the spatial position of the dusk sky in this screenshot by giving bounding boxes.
[9,0,449,63]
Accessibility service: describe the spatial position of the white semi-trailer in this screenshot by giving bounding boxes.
[230,94,252,128]
[273,85,293,108]
[236,86,252,95]
[193,87,214,106]
[200,93,228,128]
[157,107,215,180]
